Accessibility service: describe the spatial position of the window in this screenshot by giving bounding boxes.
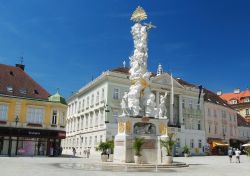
[101,88,105,101]
[197,120,201,130]
[91,94,94,106]
[87,97,90,108]
[207,108,211,117]
[189,99,193,109]
[85,137,88,146]
[214,110,217,117]
[19,88,27,94]
[246,109,249,115]
[94,136,97,146]
[244,98,250,103]
[208,124,211,133]
[190,139,194,148]
[197,103,200,110]
[86,116,88,128]
[0,104,8,121]
[27,107,44,124]
[230,99,237,104]
[60,112,66,126]
[113,88,119,100]
[78,102,81,111]
[6,86,13,93]
[96,91,99,104]
[100,135,103,143]
[198,140,202,148]
[51,110,57,125]
[215,125,217,134]
[182,99,185,109]
[113,111,119,123]
[89,136,92,147]
[82,99,85,110]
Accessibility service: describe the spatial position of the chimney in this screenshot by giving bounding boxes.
[234,88,240,94]
[217,91,222,96]
[16,64,25,71]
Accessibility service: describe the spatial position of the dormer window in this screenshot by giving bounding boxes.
[9,71,14,76]
[6,86,13,93]
[34,89,39,94]
[230,99,237,104]
[19,88,27,94]
[244,98,250,103]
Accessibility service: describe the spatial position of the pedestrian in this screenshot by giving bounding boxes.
[235,148,241,163]
[72,147,76,157]
[228,147,233,163]
[50,146,54,157]
[86,147,90,158]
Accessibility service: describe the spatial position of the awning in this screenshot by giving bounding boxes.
[242,143,250,147]
[212,141,229,148]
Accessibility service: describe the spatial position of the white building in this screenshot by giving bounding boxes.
[203,89,238,155]
[62,65,206,157]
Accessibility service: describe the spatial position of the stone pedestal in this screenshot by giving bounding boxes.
[114,116,169,164]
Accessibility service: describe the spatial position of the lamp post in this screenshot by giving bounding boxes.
[15,115,19,156]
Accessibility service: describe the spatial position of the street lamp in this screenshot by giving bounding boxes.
[15,115,19,126]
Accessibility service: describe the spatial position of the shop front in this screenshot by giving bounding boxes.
[207,138,229,155]
[0,127,65,156]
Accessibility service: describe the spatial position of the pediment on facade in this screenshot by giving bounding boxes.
[151,73,184,89]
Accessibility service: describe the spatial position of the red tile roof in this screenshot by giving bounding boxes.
[0,64,50,100]
[203,88,233,109]
[220,89,250,103]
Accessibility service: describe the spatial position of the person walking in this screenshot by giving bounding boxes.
[72,147,76,157]
[235,148,241,163]
[228,147,233,163]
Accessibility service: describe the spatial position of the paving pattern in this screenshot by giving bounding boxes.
[0,155,249,176]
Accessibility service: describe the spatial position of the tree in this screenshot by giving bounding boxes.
[133,137,145,156]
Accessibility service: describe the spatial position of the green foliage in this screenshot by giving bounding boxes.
[96,142,110,155]
[133,137,145,156]
[245,147,250,157]
[160,133,175,156]
[182,145,190,154]
[106,139,114,154]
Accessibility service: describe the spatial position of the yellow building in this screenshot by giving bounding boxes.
[0,64,67,156]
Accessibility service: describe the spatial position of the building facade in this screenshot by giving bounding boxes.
[237,114,250,145]
[219,89,250,122]
[204,89,238,155]
[62,66,206,157]
[0,64,67,156]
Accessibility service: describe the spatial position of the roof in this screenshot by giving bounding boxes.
[110,67,157,77]
[237,113,250,127]
[175,78,198,88]
[220,89,250,103]
[0,64,50,100]
[49,92,67,105]
[203,88,233,109]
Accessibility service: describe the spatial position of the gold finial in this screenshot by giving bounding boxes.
[131,6,147,23]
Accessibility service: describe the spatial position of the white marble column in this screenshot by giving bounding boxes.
[156,91,160,108]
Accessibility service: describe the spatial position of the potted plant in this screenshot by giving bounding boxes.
[133,137,145,164]
[182,145,190,157]
[96,141,109,162]
[160,133,175,164]
[107,139,114,161]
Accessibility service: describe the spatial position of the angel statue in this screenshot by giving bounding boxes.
[159,91,168,119]
[121,92,129,117]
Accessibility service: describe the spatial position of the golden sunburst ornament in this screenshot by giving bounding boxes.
[131,6,147,22]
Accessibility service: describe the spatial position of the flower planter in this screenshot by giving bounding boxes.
[184,153,189,157]
[134,155,142,164]
[101,154,109,162]
[166,156,173,164]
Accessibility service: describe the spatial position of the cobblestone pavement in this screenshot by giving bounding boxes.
[0,155,249,176]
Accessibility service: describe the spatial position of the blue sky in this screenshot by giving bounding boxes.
[0,0,249,98]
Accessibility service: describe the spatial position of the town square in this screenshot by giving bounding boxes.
[0,0,250,175]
